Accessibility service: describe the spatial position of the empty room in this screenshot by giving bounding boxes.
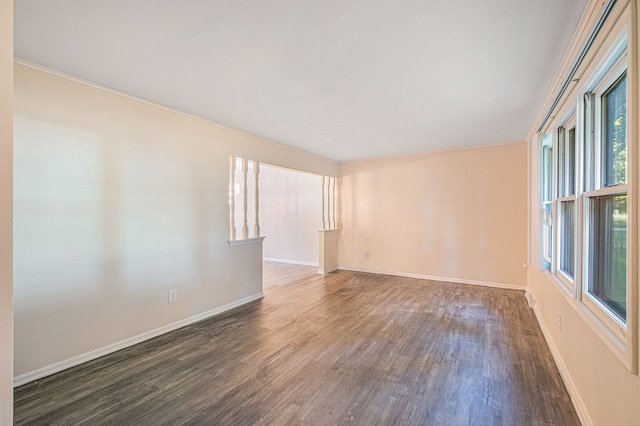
[1,0,640,424]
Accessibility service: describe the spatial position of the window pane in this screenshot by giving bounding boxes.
[588,194,627,321]
[559,200,575,278]
[559,127,576,198]
[567,128,575,195]
[584,93,596,191]
[543,202,552,270]
[558,129,565,196]
[603,74,627,187]
[543,145,553,201]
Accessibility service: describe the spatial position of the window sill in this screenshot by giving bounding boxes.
[543,270,634,373]
[546,269,574,298]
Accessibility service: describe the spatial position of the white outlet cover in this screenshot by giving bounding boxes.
[557,312,562,331]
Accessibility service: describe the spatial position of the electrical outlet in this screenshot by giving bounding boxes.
[364,251,370,259]
[168,289,177,304]
[557,312,563,331]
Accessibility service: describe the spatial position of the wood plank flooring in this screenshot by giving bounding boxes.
[263,260,318,288]
[14,268,580,425]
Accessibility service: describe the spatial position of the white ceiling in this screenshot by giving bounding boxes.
[14,0,588,162]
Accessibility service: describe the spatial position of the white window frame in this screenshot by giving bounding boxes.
[555,119,577,294]
[577,33,635,369]
[581,55,629,344]
[581,186,628,339]
[540,134,554,270]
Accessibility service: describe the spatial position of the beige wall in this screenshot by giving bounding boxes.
[13,63,336,381]
[338,142,528,288]
[528,269,640,424]
[260,165,321,265]
[0,0,13,422]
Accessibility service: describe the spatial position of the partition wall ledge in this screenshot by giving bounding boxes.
[227,237,266,247]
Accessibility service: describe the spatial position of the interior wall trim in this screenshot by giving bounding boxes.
[337,266,525,291]
[263,257,318,267]
[13,292,264,387]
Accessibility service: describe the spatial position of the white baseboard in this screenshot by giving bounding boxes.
[317,266,338,274]
[337,266,525,291]
[263,257,318,267]
[525,288,536,308]
[14,292,264,387]
[532,300,592,426]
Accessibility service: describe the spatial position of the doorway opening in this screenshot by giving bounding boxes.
[260,164,321,288]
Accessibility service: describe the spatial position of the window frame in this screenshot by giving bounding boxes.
[540,134,554,270]
[591,62,628,189]
[581,186,628,338]
[554,120,578,293]
[581,57,629,343]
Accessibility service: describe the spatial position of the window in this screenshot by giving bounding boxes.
[583,69,628,325]
[602,74,627,187]
[557,125,576,286]
[559,195,575,277]
[587,193,627,321]
[538,35,634,369]
[558,127,576,197]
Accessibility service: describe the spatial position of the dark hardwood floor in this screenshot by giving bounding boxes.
[14,268,580,425]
